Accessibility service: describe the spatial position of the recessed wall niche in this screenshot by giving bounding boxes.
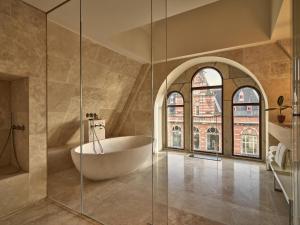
[0,74,29,179]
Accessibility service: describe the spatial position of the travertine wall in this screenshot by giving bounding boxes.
[165,62,266,160]
[11,78,29,171]
[0,0,46,216]
[118,41,291,160]
[0,78,29,170]
[0,80,12,167]
[164,41,291,123]
[47,21,143,147]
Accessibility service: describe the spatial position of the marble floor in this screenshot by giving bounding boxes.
[0,164,24,180]
[1,152,289,225]
[0,199,101,225]
[167,153,289,225]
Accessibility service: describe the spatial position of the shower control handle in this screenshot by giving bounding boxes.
[12,125,25,131]
[86,112,100,120]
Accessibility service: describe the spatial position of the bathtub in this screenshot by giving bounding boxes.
[71,136,153,181]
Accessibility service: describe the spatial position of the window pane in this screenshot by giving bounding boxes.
[167,106,184,149]
[233,105,260,158]
[192,88,222,153]
[192,68,222,87]
[233,87,260,104]
[167,92,183,106]
[193,127,200,150]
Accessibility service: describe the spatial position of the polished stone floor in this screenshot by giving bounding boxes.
[0,199,100,225]
[1,152,289,225]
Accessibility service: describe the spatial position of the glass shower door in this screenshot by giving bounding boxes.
[80,0,168,224]
[46,0,81,212]
[47,0,169,224]
[293,0,300,224]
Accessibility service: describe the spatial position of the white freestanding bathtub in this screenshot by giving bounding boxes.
[71,136,153,181]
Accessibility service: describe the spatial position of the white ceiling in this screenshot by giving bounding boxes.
[22,0,221,62]
[23,0,67,12]
[23,0,220,16]
[23,0,220,35]
[22,0,290,63]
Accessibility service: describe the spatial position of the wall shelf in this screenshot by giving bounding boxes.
[268,122,292,150]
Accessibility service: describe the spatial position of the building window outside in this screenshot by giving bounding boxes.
[239,91,244,102]
[193,127,200,150]
[206,128,219,151]
[196,106,200,115]
[241,129,258,156]
[167,92,184,149]
[172,125,182,148]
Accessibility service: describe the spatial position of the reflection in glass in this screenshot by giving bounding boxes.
[193,127,200,150]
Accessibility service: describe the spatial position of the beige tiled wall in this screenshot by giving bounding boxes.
[0,80,12,167]
[118,41,291,156]
[0,0,46,217]
[47,21,143,148]
[165,62,266,159]
[11,78,29,171]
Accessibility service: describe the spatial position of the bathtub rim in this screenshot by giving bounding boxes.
[71,135,153,156]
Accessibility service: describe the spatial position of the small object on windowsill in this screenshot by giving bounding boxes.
[265,96,292,124]
[273,121,292,129]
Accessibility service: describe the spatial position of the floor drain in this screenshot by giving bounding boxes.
[189,154,221,161]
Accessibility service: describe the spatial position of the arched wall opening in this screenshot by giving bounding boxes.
[154,56,269,159]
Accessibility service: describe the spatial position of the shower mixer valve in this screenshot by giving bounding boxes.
[12,124,25,131]
[86,113,100,120]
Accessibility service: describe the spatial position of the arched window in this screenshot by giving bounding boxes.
[167,92,184,149]
[193,127,200,150]
[191,67,223,153]
[172,126,182,148]
[232,87,261,158]
[206,127,220,151]
[241,128,258,156]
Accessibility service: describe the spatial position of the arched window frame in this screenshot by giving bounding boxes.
[232,86,262,159]
[191,67,224,154]
[241,128,258,156]
[167,91,184,149]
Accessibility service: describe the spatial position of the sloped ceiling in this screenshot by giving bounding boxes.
[23,0,67,12]
[22,0,290,62]
[271,0,291,40]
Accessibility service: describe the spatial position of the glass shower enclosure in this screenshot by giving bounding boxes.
[46,0,168,225]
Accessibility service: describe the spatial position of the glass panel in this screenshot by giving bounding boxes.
[192,88,222,153]
[46,0,81,212]
[233,87,260,104]
[167,107,184,149]
[81,0,156,225]
[167,92,184,105]
[192,67,222,87]
[152,0,168,224]
[233,104,260,158]
[293,1,300,224]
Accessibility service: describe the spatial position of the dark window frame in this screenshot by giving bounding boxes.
[191,67,224,154]
[166,91,185,150]
[232,86,262,159]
